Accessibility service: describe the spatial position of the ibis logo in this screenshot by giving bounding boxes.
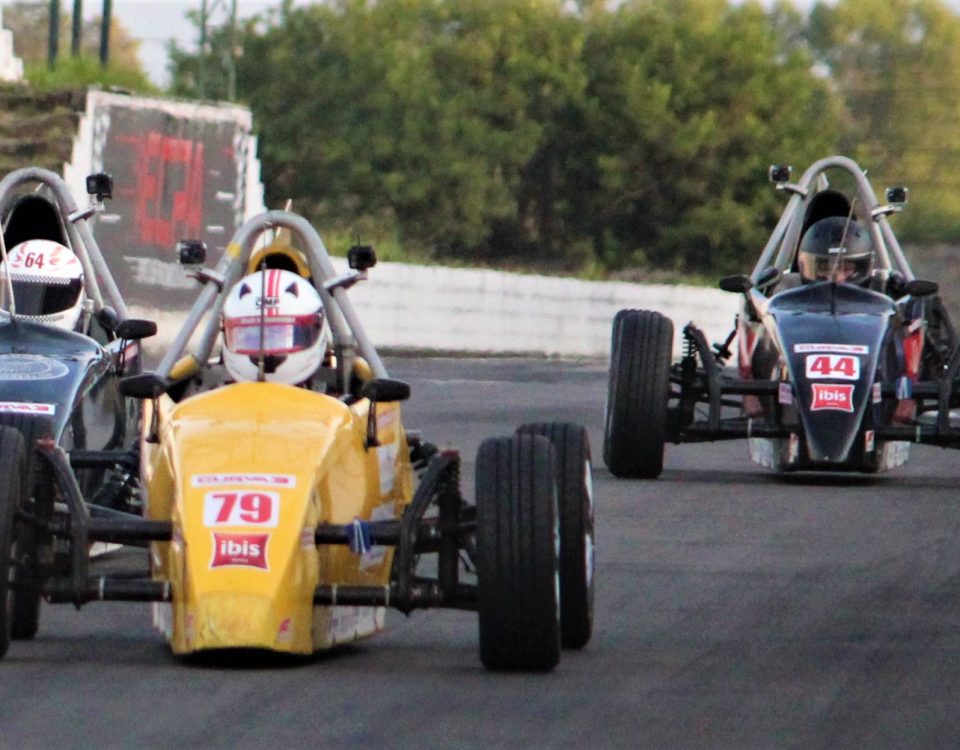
[210,532,269,570]
[810,383,855,413]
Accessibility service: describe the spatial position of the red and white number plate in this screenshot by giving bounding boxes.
[805,354,860,380]
[203,490,279,527]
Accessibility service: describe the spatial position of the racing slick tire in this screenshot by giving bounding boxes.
[0,425,27,658]
[603,309,674,479]
[475,434,561,671]
[516,422,594,650]
[0,416,49,641]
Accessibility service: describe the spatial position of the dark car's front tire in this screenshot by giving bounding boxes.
[603,309,674,478]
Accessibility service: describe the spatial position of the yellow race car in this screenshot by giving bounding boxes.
[3,209,594,671]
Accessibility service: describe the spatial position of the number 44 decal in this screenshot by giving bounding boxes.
[805,354,860,380]
[203,490,279,527]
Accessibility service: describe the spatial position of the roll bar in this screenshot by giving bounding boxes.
[0,167,130,317]
[155,210,389,390]
[753,155,914,283]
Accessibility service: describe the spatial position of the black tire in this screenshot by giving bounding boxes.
[475,434,561,671]
[0,425,27,659]
[603,309,674,478]
[517,422,594,650]
[0,415,49,641]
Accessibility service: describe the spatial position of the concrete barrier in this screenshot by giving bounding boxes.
[135,258,739,359]
[345,260,739,357]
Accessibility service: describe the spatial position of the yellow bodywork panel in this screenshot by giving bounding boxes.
[142,381,413,654]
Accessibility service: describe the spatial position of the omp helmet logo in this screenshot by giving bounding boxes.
[256,296,279,308]
[210,532,269,570]
[810,383,855,413]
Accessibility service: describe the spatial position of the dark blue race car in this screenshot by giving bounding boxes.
[604,155,958,478]
[0,168,155,657]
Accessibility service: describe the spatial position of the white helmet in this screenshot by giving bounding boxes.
[0,239,85,331]
[222,269,326,385]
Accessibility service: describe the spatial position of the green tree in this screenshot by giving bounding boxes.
[3,1,154,93]
[807,0,960,242]
[574,0,840,276]
[169,0,844,277]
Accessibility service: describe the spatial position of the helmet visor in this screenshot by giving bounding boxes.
[808,254,869,283]
[9,277,82,316]
[224,314,322,355]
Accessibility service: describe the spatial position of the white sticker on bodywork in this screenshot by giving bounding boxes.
[0,401,55,415]
[0,355,68,381]
[794,343,869,355]
[360,501,397,570]
[326,605,385,644]
[805,354,860,380]
[377,442,399,496]
[202,490,280,528]
[778,383,793,405]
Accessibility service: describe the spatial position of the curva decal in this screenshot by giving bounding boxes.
[794,343,869,355]
[191,473,295,488]
[810,383,855,412]
[0,355,69,381]
[0,401,55,415]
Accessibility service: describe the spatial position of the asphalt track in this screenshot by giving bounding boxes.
[4,356,960,749]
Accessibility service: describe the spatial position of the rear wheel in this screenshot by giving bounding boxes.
[603,309,674,478]
[475,434,560,671]
[516,422,593,650]
[0,426,27,659]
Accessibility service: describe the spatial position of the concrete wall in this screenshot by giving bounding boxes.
[335,258,739,358]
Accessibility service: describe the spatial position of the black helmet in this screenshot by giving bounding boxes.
[798,216,873,285]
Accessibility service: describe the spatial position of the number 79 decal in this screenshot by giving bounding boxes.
[805,354,860,380]
[203,491,279,527]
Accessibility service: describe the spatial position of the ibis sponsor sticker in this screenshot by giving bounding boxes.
[191,473,295,488]
[0,401,55,415]
[210,532,269,570]
[810,383,855,413]
[0,355,68,381]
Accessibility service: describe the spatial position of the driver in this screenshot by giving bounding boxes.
[0,239,86,331]
[221,268,328,385]
[797,216,874,285]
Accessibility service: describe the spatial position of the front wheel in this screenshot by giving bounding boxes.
[517,422,594,650]
[475,434,561,671]
[0,425,27,659]
[603,309,674,478]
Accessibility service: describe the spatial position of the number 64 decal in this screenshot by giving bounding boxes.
[203,491,279,527]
